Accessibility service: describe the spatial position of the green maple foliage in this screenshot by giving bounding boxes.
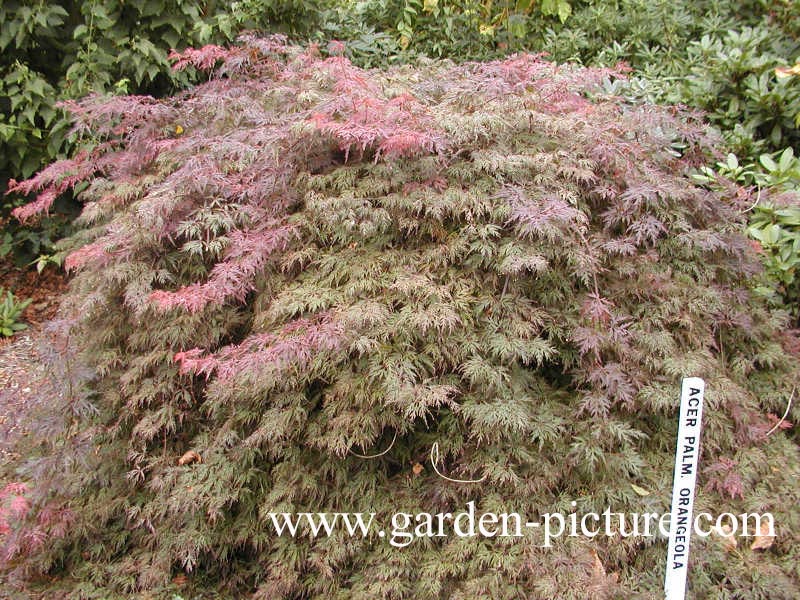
[1,36,798,599]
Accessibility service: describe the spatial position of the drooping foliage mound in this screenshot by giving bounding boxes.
[2,36,799,599]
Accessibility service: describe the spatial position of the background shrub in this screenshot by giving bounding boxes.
[0,286,31,336]
[694,147,800,316]
[3,2,799,270]
[1,37,798,598]
[0,0,328,261]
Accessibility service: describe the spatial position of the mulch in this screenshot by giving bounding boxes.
[0,259,67,463]
[0,334,48,463]
[0,258,68,350]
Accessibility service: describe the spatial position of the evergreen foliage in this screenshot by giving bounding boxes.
[2,36,799,598]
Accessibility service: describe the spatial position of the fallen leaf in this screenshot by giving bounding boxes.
[750,521,775,551]
[412,462,424,476]
[590,549,606,578]
[712,523,737,551]
[775,63,800,79]
[178,450,202,466]
[588,548,619,587]
[631,483,650,496]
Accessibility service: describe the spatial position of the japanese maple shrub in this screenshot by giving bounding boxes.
[2,36,799,599]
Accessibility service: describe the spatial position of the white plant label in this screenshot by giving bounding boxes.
[664,377,705,600]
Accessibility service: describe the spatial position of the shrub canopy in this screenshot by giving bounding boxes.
[2,36,799,599]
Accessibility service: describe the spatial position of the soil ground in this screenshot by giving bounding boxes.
[0,258,67,346]
[0,260,67,462]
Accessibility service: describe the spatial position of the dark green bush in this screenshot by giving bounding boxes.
[679,28,800,152]
[693,148,800,317]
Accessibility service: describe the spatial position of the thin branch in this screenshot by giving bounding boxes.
[429,442,487,484]
[765,388,795,437]
[348,430,398,459]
